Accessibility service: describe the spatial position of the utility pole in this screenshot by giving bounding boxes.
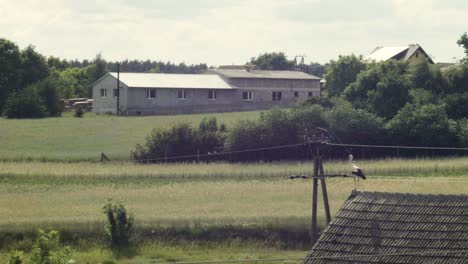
[116,63,120,116]
[295,55,306,72]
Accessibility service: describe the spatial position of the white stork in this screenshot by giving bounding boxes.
[348,155,366,180]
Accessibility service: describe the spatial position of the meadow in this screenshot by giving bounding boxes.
[0,111,260,162]
[1,157,468,263]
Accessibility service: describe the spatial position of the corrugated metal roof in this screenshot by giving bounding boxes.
[304,190,468,264]
[109,72,233,89]
[212,69,321,80]
[366,46,410,61]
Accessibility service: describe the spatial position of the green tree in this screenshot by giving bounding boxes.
[324,101,386,144]
[410,59,447,94]
[103,199,134,250]
[444,63,468,93]
[444,92,468,120]
[20,45,50,88]
[323,54,366,97]
[0,38,22,111]
[36,77,63,117]
[249,52,295,70]
[345,60,410,119]
[387,104,456,146]
[3,87,47,118]
[457,32,468,59]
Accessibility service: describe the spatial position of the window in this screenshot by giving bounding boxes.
[177,90,187,99]
[146,89,156,99]
[294,91,299,97]
[272,91,282,101]
[113,89,119,98]
[100,89,107,97]
[308,92,314,97]
[242,91,253,101]
[208,90,217,100]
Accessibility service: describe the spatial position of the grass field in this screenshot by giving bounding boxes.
[0,111,260,162]
[1,158,468,262]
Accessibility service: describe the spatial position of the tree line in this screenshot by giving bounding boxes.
[0,38,208,118]
[135,33,468,161]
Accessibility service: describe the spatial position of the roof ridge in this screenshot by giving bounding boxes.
[352,190,468,199]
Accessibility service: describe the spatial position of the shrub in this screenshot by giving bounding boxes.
[103,199,134,250]
[3,88,47,118]
[29,229,71,264]
[74,107,84,118]
[8,250,23,264]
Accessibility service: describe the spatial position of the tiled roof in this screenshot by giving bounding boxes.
[304,191,468,264]
[108,72,233,89]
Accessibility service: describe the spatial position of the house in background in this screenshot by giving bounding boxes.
[366,44,434,64]
[92,66,320,115]
[304,190,468,263]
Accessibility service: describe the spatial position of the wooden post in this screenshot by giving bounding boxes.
[319,158,331,224]
[311,154,319,245]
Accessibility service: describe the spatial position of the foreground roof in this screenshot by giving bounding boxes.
[108,72,233,89]
[212,69,321,80]
[305,190,468,264]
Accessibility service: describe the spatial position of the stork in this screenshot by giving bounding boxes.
[348,155,366,180]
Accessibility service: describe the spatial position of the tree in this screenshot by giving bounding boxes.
[409,59,447,94]
[344,60,410,119]
[20,45,50,88]
[36,77,63,117]
[444,63,468,93]
[457,32,468,59]
[444,92,468,120]
[3,87,47,118]
[387,104,456,146]
[323,54,366,97]
[249,52,295,70]
[0,38,22,111]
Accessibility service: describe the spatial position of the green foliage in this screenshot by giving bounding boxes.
[3,87,47,119]
[134,118,226,162]
[8,250,23,264]
[102,199,134,250]
[36,78,63,117]
[444,63,468,93]
[409,59,447,94]
[456,119,468,146]
[324,54,366,97]
[249,52,295,70]
[324,102,386,144]
[30,229,71,264]
[20,45,50,88]
[0,38,22,111]
[409,88,438,106]
[345,60,410,119]
[387,104,456,146]
[457,32,468,59]
[444,92,468,120]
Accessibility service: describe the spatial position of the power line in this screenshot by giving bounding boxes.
[133,143,305,162]
[152,249,468,264]
[326,142,468,151]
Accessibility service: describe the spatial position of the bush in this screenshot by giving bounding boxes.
[134,117,226,162]
[3,88,47,118]
[103,199,134,250]
[30,229,72,264]
[8,250,23,264]
[74,107,84,118]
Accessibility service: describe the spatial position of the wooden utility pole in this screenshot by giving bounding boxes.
[307,130,332,245]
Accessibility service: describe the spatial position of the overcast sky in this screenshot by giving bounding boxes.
[1,0,467,66]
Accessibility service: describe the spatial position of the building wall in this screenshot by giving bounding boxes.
[93,75,321,115]
[92,74,128,114]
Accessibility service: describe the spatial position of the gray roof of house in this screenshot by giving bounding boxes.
[212,69,321,80]
[305,190,468,264]
[366,45,434,64]
[108,72,233,89]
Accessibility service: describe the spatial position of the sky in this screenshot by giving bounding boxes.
[1,0,467,66]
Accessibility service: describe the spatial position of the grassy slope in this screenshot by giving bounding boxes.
[0,111,260,161]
